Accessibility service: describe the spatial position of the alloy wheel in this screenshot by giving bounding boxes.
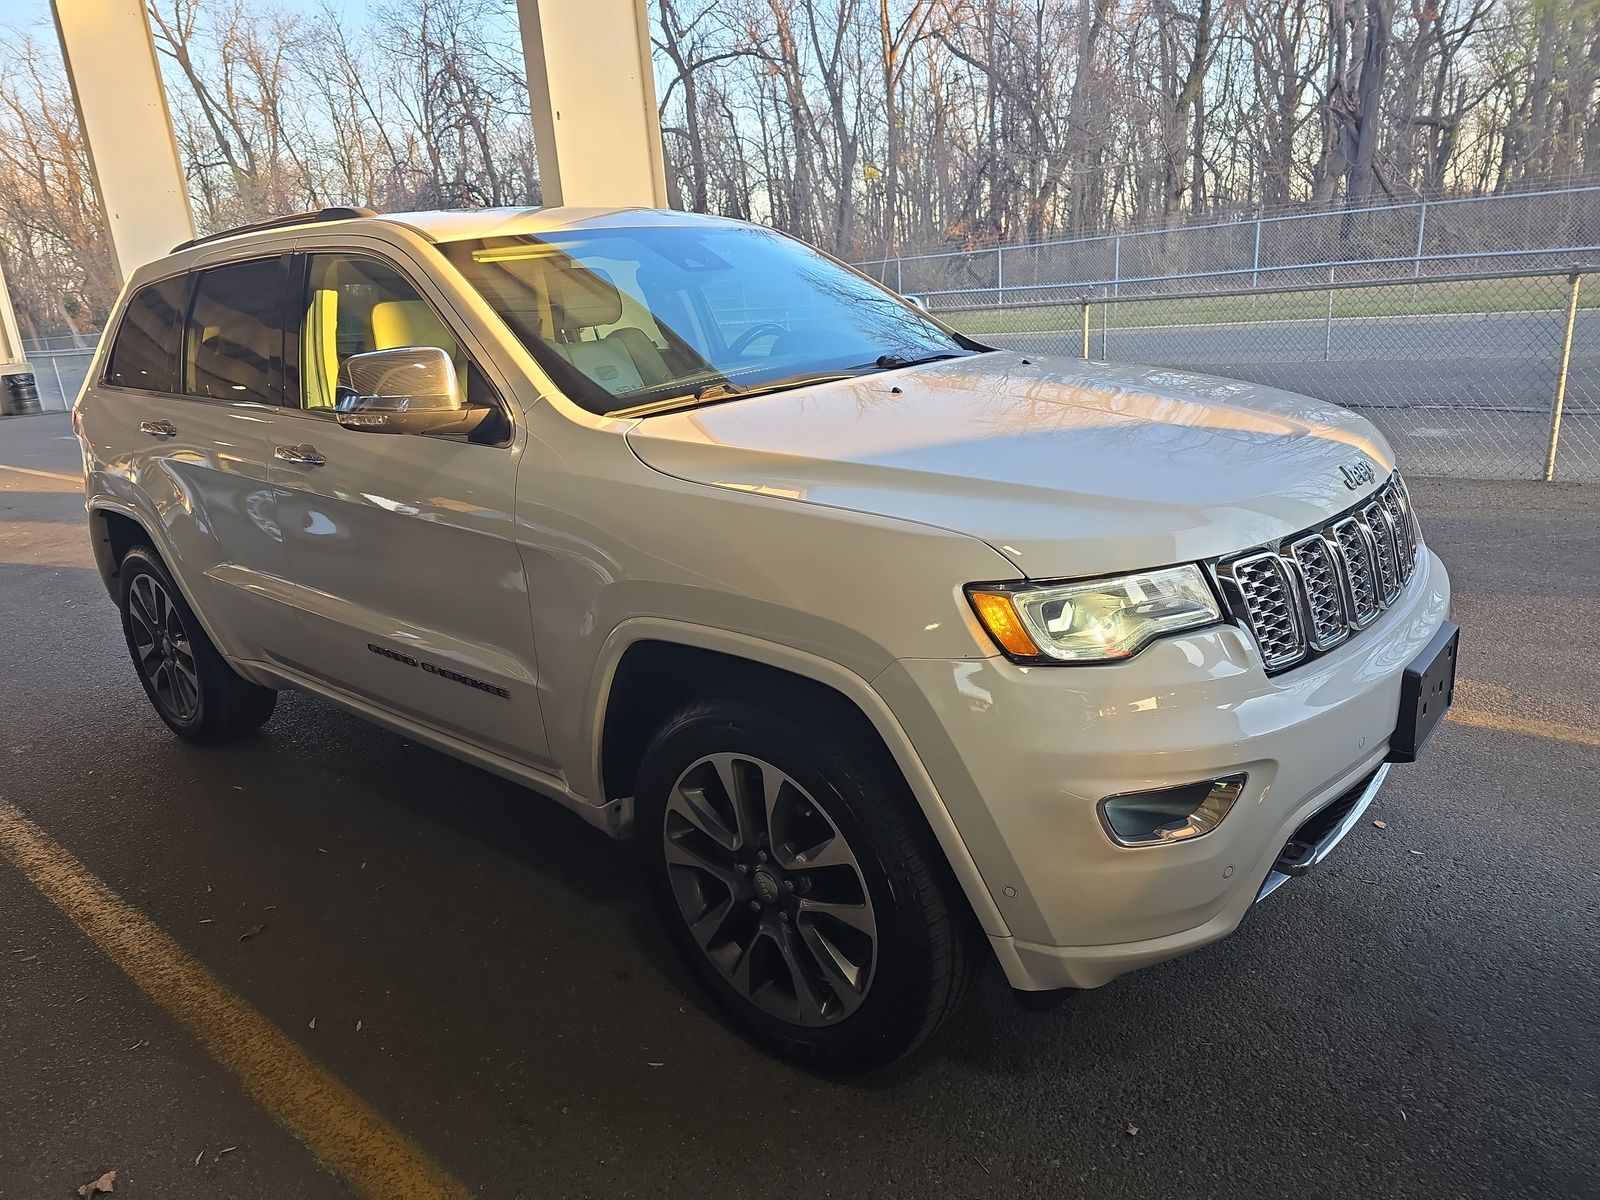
[127,573,201,724]
[662,752,877,1027]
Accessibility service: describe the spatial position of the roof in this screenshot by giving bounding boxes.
[176,204,739,259]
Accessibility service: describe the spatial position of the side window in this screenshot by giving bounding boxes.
[104,276,189,392]
[299,253,497,413]
[184,257,292,404]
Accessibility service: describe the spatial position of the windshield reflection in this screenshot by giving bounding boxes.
[442,222,979,415]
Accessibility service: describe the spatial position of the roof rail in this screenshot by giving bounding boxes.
[171,206,378,254]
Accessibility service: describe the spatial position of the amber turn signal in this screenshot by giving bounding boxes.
[968,591,1042,658]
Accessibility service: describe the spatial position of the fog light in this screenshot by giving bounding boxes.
[1098,775,1247,846]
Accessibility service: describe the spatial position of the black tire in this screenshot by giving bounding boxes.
[117,544,277,745]
[637,685,983,1069]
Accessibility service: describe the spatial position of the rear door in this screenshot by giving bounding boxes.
[270,248,549,766]
[81,259,298,660]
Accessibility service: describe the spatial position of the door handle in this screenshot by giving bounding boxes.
[138,420,177,439]
[274,443,326,467]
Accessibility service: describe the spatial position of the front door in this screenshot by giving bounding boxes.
[271,250,550,767]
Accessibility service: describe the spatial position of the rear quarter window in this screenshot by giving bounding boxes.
[103,275,189,392]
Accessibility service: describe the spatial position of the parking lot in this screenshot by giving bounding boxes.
[2,409,1597,1199]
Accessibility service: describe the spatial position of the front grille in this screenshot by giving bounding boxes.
[1214,472,1421,675]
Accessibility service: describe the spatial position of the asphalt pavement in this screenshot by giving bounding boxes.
[1,410,1597,1199]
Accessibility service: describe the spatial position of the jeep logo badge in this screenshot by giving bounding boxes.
[1340,460,1375,489]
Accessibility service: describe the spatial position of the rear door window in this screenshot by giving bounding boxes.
[103,275,189,392]
[183,257,293,404]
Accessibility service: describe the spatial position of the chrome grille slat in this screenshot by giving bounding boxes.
[1329,517,1380,627]
[1289,535,1348,650]
[1362,500,1402,602]
[1225,552,1304,670]
[1214,472,1421,674]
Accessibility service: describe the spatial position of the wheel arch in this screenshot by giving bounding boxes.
[588,619,1010,939]
[88,502,158,599]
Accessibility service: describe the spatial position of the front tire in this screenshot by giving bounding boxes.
[637,688,982,1069]
[117,545,276,745]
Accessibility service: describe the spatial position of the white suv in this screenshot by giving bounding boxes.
[74,206,1457,1067]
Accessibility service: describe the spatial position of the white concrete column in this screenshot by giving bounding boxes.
[0,263,25,367]
[52,0,195,280]
[516,0,670,209]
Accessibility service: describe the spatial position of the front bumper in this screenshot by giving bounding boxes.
[875,547,1451,992]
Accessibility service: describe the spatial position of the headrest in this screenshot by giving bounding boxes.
[549,266,623,333]
[370,300,455,353]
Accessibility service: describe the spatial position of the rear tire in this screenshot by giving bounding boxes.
[117,545,276,746]
[636,686,982,1069]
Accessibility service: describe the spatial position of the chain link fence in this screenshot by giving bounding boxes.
[15,263,1600,483]
[948,268,1599,482]
[858,185,1600,306]
[22,349,97,412]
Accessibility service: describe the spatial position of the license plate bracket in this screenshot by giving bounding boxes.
[1388,621,1460,763]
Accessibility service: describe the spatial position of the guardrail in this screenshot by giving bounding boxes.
[941,266,1600,483]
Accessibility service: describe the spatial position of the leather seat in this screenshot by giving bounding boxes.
[546,266,672,394]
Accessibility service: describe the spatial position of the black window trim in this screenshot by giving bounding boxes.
[178,252,295,408]
[97,270,194,399]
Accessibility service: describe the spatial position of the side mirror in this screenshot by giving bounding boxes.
[334,346,487,437]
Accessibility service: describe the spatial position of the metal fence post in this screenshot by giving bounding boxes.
[1324,264,1335,362]
[48,356,66,411]
[1080,298,1091,359]
[1412,199,1427,279]
[1251,217,1262,288]
[1545,271,1582,481]
[1113,236,1121,297]
[895,258,903,295]
[996,246,1004,308]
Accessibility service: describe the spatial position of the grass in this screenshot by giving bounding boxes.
[947,275,1599,335]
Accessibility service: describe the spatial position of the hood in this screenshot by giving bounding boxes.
[624,353,1395,578]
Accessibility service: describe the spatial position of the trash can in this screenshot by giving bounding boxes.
[2,371,41,416]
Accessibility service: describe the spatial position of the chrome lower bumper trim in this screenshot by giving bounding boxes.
[1255,762,1390,901]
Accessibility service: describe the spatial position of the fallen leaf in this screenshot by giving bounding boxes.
[1125,1123,1139,1137]
[76,1170,116,1196]
[308,1017,316,1030]
[19,953,37,962]
[1373,819,1388,829]
[238,924,266,942]
[1409,849,1424,855]
[123,1039,147,1051]
[198,918,214,925]
[646,1062,664,1068]
[217,1147,237,1158]
[355,1019,363,1032]
[194,1149,205,1166]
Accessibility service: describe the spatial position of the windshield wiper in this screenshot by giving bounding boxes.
[870,351,973,370]
[610,370,866,419]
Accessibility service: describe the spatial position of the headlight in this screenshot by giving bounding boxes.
[967,565,1222,663]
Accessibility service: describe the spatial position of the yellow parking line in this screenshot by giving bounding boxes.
[0,463,82,484]
[0,801,470,1200]
[1449,707,1600,750]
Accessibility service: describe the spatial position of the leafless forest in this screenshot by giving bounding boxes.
[2,0,1598,339]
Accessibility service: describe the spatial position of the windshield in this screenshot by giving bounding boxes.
[441,222,977,415]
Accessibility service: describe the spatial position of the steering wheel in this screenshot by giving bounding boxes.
[728,322,787,356]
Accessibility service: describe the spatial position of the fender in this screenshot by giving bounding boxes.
[584,616,1011,940]
[85,498,243,679]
